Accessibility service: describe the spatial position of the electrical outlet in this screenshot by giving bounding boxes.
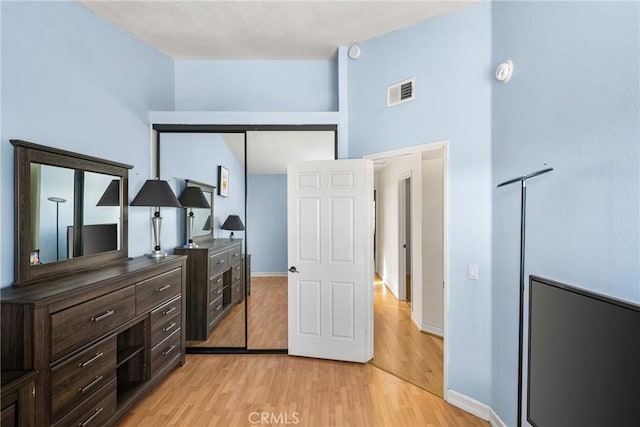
[468,264,479,280]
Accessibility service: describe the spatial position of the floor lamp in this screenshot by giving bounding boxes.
[47,196,67,261]
[497,167,553,427]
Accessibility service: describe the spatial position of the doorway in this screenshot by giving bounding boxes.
[364,141,447,397]
[399,175,412,305]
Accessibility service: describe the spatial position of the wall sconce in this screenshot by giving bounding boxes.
[178,186,211,248]
[131,178,181,258]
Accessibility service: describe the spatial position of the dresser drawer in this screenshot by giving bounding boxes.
[231,282,243,304]
[208,294,223,325]
[150,329,181,376]
[228,245,242,264]
[52,378,116,427]
[209,251,229,276]
[208,273,224,301]
[50,336,116,422]
[50,286,135,361]
[150,298,182,348]
[135,268,182,314]
[230,262,242,284]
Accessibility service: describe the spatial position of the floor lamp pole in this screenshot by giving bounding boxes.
[48,197,67,261]
[497,167,553,427]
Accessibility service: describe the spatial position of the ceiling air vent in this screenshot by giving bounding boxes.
[387,78,415,107]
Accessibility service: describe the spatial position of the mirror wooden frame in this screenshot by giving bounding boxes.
[184,179,215,245]
[12,140,133,285]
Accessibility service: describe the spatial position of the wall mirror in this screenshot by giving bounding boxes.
[12,140,132,285]
[184,179,215,244]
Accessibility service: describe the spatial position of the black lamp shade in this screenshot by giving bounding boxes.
[178,186,211,208]
[96,179,120,206]
[203,215,212,231]
[131,179,181,207]
[221,215,245,231]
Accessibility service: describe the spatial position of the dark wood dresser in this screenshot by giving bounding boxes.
[1,370,37,426]
[175,239,245,341]
[0,255,187,426]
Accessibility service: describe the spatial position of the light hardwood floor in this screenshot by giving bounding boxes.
[186,298,246,348]
[248,276,288,349]
[118,354,486,427]
[186,276,288,348]
[370,276,444,397]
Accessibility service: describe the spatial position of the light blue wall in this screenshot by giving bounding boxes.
[174,60,338,112]
[1,1,175,286]
[159,133,245,250]
[348,2,493,404]
[491,2,640,425]
[247,174,287,273]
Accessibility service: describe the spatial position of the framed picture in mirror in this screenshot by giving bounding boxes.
[218,165,229,197]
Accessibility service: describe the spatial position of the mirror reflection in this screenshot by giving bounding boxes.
[191,190,212,239]
[29,163,121,265]
[158,129,335,351]
[161,133,246,348]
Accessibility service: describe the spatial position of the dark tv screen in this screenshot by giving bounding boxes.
[528,276,640,427]
[67,223,118,258]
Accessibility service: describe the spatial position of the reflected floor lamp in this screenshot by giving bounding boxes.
[48,196,67,261]
[131,178,182,258]
[497,167,553,427]
[178,186,211,248]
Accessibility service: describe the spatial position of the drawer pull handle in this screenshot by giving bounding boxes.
[79,352,104,368]
[215,305,222,311]
[155,284,171,292]
[233,253,239,257]
[215,278,223,283]
[90,310,114,322]
[163,307,176,316]
[163,345,176,356]
[163,322,177,332]
[217,259,226,264]
[79,375,103,394]
[79,407,103,426]
[214,288,222,295]
[235,275,241,280]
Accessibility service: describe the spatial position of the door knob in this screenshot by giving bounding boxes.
[288,266,299,273]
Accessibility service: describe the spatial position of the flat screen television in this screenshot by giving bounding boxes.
[528,275,640,427]
[67,223,118,258]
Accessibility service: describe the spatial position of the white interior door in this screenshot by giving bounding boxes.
[287,159,374,363]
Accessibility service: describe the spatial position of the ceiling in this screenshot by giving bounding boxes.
[76,0,478,60]
[223,131,335,174]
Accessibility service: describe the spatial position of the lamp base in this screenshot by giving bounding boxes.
[147,249,168,258]
[183,242,199,248]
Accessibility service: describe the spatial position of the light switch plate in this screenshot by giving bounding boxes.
[468,264,479,280]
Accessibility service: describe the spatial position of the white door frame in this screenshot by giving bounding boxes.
[363,139,449,396]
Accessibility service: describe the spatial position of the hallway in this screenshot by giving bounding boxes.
[369,275,444,397]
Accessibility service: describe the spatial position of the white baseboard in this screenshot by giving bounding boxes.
[422,322,444,337]
[411,313,422,330]
[251,272,287,277]
[446,390,507,427]
[489,408,508,427]
[446,390,490,421]
[409,314,444,337]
